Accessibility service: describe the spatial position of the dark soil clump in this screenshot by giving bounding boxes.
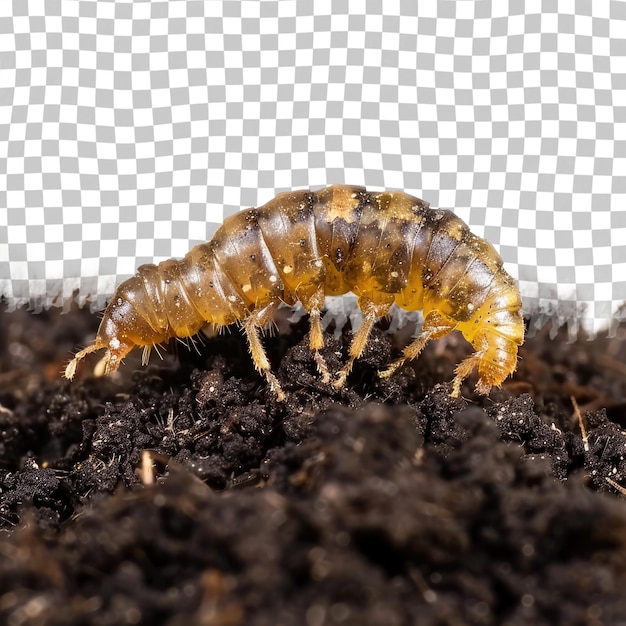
[1,303,626,625]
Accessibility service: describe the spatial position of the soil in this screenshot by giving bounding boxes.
[1,301,626,625]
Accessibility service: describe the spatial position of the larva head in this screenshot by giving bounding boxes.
[453,270,524,394]
[65,276,169,380]
[473,330,521,394]
[468,302,525,394]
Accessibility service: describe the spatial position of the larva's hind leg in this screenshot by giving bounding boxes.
[308,307,331,383]
[333,300,391,390]
[241,302,285,401]
[299,286,331,383]
[333,309,378,389]
[378,310,457,380]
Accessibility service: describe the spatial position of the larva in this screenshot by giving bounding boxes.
[65,185,524,400]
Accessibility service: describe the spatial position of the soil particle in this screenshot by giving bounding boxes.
[1,303,626,625]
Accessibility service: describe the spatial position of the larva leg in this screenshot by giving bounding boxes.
[301,286,331,383]
[65,339,133,380]
[378,310,457,380]
[308,307,331,383]
[333,301,391,389]
[451,334,490,397]
[65,343,103,380]
[451,353,484,398]
[241,303,285,401]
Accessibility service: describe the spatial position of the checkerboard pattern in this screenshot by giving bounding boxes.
[1,1,625,337]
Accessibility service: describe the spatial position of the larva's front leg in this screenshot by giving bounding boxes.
[378,309,457,380]
[451,351,484,398]
[452,327,521,397]
[241,301,285,402]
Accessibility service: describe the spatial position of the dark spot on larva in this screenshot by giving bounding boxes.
[250,254,256,261]
[299,239,306,247]
[336,248,343,263]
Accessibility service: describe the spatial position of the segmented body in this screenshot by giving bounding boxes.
[65,185,524,399]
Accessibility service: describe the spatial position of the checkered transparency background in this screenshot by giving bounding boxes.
[1,1,625,337]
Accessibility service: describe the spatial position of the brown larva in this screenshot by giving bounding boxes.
[65,185,525,400]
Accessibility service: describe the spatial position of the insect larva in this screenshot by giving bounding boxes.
[65,185,524,400]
